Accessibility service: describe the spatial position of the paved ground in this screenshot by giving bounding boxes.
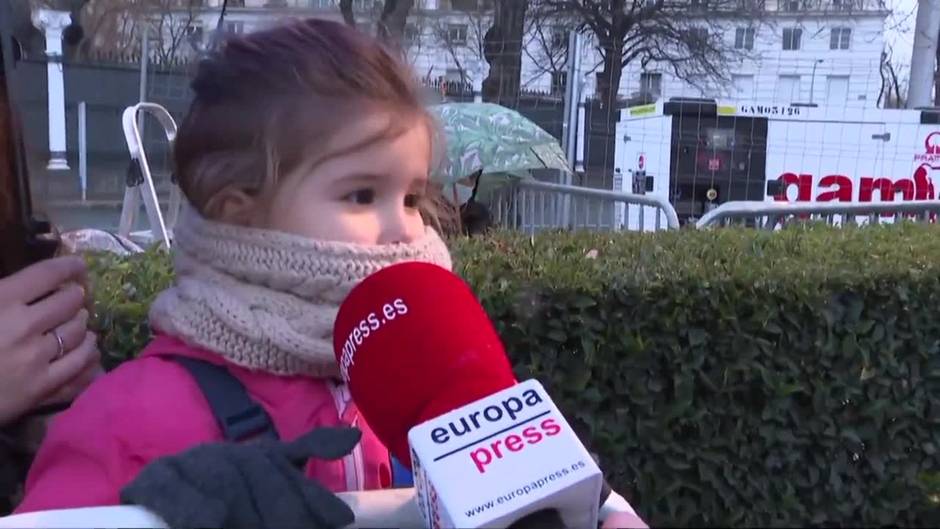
[32,162,173,232]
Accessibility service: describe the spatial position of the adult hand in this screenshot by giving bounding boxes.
[602,511,650,529]
[0,256,101,426]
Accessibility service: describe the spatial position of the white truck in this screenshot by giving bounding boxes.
[613,98,940,228]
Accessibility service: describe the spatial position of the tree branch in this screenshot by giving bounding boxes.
[377,0,414,47]
[539,0,611,36]
[339,0,356,28]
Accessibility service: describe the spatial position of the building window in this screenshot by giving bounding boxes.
[830,27,851,49]
[551,71,567,95]
[685,27,709,50]
[776,74,801,103]
[352,0,373,10]
[551,27,568,51]
[782,27,802,50]
[825,75,850,104]
[309,0,335,8]
[186,23,204,42]
[404,24,420,43]
[781,0,802,11]
[732,74,754,100]
[832,0,856,10]
[224,21,244,33]
[640,72,662,97]
[450,0,491,10]
[446,24,468,44]
[735,27,755,50]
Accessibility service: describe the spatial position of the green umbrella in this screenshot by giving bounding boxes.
[429,102,571,185]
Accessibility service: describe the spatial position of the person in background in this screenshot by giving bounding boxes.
[0,41,101,513]
[0,257,100,426]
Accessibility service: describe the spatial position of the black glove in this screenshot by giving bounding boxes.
[120,426,361,529]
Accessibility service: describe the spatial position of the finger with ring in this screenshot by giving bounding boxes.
[45,309,89,362]
[50,329,65,360]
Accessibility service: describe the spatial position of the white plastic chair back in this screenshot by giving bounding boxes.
[0,505,169,529]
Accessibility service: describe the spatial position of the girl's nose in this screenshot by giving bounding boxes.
[379,206,419,245]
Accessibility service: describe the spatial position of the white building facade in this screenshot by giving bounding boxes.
[630,1,890,109]
[148,0,890,109]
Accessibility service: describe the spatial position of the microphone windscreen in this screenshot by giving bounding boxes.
[333,262,516,466]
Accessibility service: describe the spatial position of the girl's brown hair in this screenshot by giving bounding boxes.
[174,18,457,233]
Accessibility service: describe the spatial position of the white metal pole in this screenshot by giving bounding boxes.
[562,31,583,178]
[78,101,87,201]
[561,31,583,228]
[908,0,940,108]
[575,89,586,174]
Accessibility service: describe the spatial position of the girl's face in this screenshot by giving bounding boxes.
[258,113,432,246]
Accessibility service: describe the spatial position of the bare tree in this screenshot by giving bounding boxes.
[339,0,357,27]
[68,0,202,64]
[481,0,527,105]
[878,45,905,109]
[537,0,765,108]
[339,0,415,50]
[430,2,489,83]
[400,14,427,70]
[520,10,582,94]
[376,0,415,47]
[149,0,200,63]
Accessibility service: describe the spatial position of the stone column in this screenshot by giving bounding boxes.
[32,8,71,171]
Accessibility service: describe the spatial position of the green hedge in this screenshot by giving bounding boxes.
[87,247,174,372]
[86,225,940,526]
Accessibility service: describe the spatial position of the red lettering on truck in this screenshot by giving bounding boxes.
[773,166,936,205]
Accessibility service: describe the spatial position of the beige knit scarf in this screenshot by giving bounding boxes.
[149,205,453,378]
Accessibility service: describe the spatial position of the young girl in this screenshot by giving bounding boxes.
[16,18,454,512]
[14,19,647,528]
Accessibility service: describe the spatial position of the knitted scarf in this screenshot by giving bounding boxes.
[149,206,453,377]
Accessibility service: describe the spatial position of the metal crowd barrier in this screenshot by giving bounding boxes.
[489,180,680,233]
[695,200,940,229]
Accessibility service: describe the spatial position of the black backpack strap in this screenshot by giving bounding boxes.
[173,357,279,443]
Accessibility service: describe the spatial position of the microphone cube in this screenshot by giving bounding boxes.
[407,379,603,529]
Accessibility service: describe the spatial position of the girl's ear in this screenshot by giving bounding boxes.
[204,187,262,227]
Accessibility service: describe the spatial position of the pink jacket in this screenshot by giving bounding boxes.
[15,334,393,514]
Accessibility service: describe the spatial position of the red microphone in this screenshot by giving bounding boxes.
[333,263,637,529]
[333,262,517,467]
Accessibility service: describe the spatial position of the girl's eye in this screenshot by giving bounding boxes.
[404,194,423,209]
[345,189,375,205]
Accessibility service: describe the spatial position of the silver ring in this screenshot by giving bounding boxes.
[51,329,65,360]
